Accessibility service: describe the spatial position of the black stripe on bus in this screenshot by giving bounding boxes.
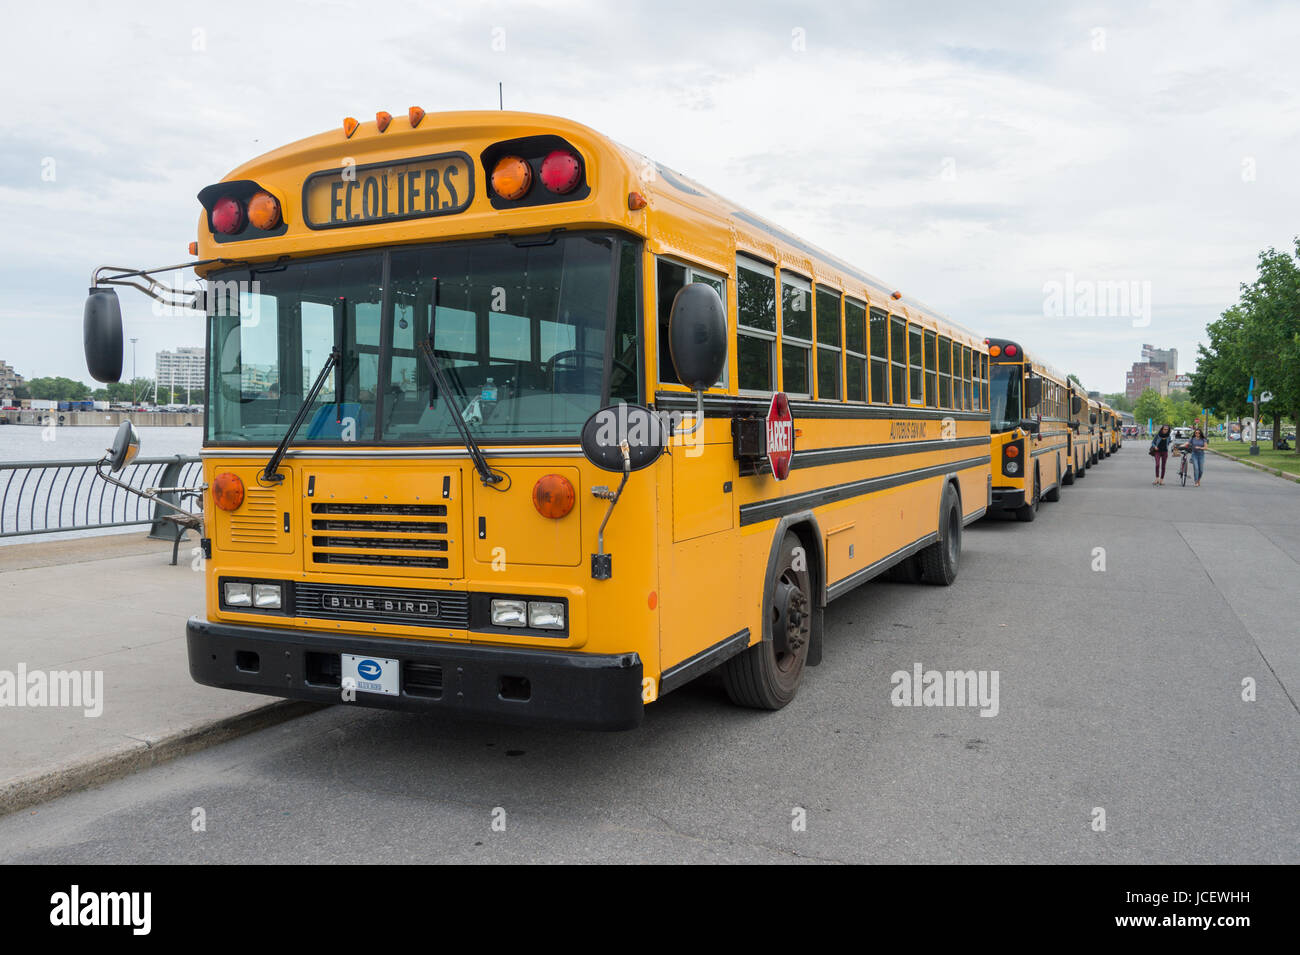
[738,454,992,527]
[653,391,989,422]
[793,435,991,470]
[658,628,751,695]
[1031,443,1068,457]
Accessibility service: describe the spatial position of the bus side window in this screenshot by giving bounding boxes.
[924,329,938,409]
[890,314,907,406]
[869,307,889,404]
[938,335,952,409]
[815,285,841,400]
[907,322,923,405]
[962,346,973,409]
[658,257,728,388]
[781,273,812,397]
[845,298,867,402]
[736,256,776,393]
[980,353,989,410]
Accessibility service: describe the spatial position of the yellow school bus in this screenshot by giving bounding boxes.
[82,109,991,729]
[985,340,1069,521]
[1065,378,1091,482]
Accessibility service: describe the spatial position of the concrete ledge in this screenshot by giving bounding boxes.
[1206,446,1300,483]
[0,700,323,818]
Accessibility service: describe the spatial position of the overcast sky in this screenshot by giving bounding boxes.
[3,0,1298,393]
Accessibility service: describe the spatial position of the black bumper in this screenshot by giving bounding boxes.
[991,488,1025,511]
[187,617,644,731]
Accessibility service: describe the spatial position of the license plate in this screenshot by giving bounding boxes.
[342,654,400,696]
[303,152,473,229]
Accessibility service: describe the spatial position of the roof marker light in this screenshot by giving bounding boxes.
[1005,344,1018,356]
[376,111,392,133]
[211,196,244,235]
[540,149,581,194]
[491,155,532,200]
[247,191,281,230]
[891,290,902,300]
[628,191,647,210]
[989,345,1002,357]
[408,106,425,128]
[343,117,359,138]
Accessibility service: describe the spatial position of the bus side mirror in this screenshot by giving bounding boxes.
[84,287,124,383]
[1020,418,1041,435]
[1024,377,1042,409]
[580,404,665,473]
[103,420,141,473]
[1090,413,1097,424]
[1070,395,1082,415]
[668,283,727,392]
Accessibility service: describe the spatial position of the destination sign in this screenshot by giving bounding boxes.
[302,151,474,229]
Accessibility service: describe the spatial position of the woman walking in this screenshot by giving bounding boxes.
[1150,424,1171,485]
[1186,427,1208,486]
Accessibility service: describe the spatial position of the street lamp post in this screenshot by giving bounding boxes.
[130,337,138,405]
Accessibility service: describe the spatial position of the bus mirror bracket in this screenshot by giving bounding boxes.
[580,405,666,580]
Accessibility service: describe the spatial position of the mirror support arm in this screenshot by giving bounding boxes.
[590,442,630,580]
[93,459,204,524]
[90,261,222,312]
[673,390,705,437]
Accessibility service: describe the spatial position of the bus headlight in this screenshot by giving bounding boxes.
[527,601,565,630]
[491,599,528,626]
[253,583,283,609]
[224,582,252,607]
[1006,460,1020,475]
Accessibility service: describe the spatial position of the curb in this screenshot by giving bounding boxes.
[0,700,324,818]
[1206,447,1300,483]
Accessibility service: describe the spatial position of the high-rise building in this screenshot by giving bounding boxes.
[1140,344,1178,375]
[0,360,25,402]
[1126,359,1169,402]
[155,346,205,399]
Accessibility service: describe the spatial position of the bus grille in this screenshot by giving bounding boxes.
[295,582,469,629]
[308,502,452,573]
[229,488,279,545]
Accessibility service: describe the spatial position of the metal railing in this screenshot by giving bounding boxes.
[0,456,203,538]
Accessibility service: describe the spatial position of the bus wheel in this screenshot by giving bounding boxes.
[722,530,811,710]
[1043,461,1062,502]
[919,484,961,585]
[1062,462,1075,486]
[1015,470,1039,522]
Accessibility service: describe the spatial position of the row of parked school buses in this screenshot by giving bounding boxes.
[986,338,1122,522]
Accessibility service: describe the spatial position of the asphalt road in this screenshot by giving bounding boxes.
[2,445,1297,863]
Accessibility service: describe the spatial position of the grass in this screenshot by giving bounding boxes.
[1207,436,1300,478]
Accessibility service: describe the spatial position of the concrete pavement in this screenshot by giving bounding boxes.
[0,445,1295,862]
[0,535,314,815]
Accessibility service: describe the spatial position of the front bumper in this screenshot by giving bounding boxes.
[991,488,1025,511]
[187,617,644,731]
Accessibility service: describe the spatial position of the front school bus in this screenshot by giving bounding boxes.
[985,340,1069,521]
[82,109,990,729]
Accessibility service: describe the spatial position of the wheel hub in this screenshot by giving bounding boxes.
[773,579,810,656]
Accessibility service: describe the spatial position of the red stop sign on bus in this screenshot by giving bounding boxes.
[766,392,794,480]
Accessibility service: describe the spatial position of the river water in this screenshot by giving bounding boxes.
[0,425,204,463]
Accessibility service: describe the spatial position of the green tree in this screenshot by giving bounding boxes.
[1102,392,1135,413]
[26,376,92,401]
[1133,388,1166,427]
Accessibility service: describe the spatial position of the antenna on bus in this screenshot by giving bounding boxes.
[498,82,503,110]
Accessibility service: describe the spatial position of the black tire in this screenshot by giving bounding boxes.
[1015,468,1039,522]
[918,484,961,586]
[1043,460,1061,502]
[1076,451,1087,478]
[722,530,812,710]
[1062,459,1075,486]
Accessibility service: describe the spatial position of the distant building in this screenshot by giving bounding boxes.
[1165,374,1192,395]
[0,360,25,402]
[1141,344,1178,375]
[1126,360,1169,401]
[155,347,205,398]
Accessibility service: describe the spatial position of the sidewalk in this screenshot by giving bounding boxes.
[0,534,316,815]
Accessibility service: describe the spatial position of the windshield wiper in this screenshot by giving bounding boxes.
[416,276,504,488]
[260,296,347,485]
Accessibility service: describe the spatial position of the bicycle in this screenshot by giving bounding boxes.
[1176,443,1192,486]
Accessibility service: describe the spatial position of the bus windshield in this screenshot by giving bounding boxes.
[988,363,1022,432]
[207,231,640,444]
